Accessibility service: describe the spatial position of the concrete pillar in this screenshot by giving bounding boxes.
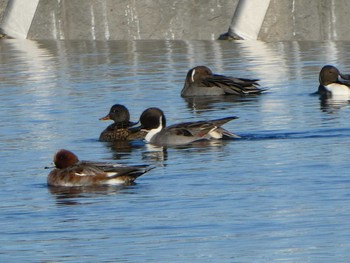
[1,0,40,38]
[228,0,271,40]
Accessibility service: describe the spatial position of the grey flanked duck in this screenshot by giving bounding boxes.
[181,65,265,97]
[99,104,146,142]
[139,107,240,146]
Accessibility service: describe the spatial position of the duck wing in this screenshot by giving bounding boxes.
[339,72,350,81]
[203,74,263,95]
[78,161,152,179]
[337,75,350,87]
[230,76,260,86]
[167,116,238,138]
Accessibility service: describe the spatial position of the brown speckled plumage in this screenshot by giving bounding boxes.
[99,104,146,142]
[99,124,147,141]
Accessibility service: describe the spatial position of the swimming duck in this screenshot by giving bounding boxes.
[139,107,240,146]
[99,104,146,141]
[318,65,350,97]
[47,149,152,186]
[181,66,264,97]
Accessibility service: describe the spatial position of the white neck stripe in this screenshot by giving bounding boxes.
[145,116,163,142]
[191,69,196,82]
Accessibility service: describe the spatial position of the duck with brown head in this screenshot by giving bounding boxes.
[47,149,153,187]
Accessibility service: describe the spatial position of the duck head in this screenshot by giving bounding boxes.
[53,149,79,169]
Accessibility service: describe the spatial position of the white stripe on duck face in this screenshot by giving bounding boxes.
[191,69,196,82]
[325,83,350,96]
[145,116,163,143]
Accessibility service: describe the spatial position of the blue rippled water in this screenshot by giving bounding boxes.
[1,39,350,262]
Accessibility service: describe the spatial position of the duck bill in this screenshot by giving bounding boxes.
[99,114,111,121]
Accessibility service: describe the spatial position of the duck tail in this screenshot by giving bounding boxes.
[116,165,154,183]
[216,127,241,139]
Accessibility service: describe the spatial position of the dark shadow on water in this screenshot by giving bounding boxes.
[100,139,146,159]
[141,144,168,166]
[108,140,145,151]
[171,138,233,150]
[47,184,139,206]
[240,127,350,141]
[311,88,350,113]
[182,95,264,114]
[319,97,350,114]
[140,139,233,166]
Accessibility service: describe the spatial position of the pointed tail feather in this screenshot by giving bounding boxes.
[114,166,154,183]
[221,128,241,139]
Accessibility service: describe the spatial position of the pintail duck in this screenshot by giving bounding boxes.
[181,66,264,97]
[47,149,152,186]
[318,65,350,97]
[139,107,240,146]
[99,104,146,141]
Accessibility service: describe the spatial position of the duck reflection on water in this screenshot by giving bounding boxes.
[48,184,140,206]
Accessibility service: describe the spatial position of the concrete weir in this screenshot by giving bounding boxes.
[228,0,271,40]
[0,0,349,41]
[1,0,40,39]
[0,0,239,40]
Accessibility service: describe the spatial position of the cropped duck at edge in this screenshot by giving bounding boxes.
[99,104,146,142]
[181,66,265,97]
[317,65,350,97]
[47,149,152,187]
[138,107,240,146]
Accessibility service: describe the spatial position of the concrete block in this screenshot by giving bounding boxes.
[1,0,39,38]
[259,0,350,41]
[28,0,237,40]
[2,0,350,41]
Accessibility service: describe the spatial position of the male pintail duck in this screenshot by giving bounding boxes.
[99,104,146,141]
[318,65,350,97]
[47,149,152,186]
[181,65,264,97]
[139,107,240,146]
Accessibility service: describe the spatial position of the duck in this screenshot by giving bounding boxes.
[99,104,147,141]
[47,149,152,187]
[181,65,264,97]
[139,107,240,146]
[318,65,350,97]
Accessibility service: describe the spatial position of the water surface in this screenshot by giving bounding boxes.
[1,39,350,262]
